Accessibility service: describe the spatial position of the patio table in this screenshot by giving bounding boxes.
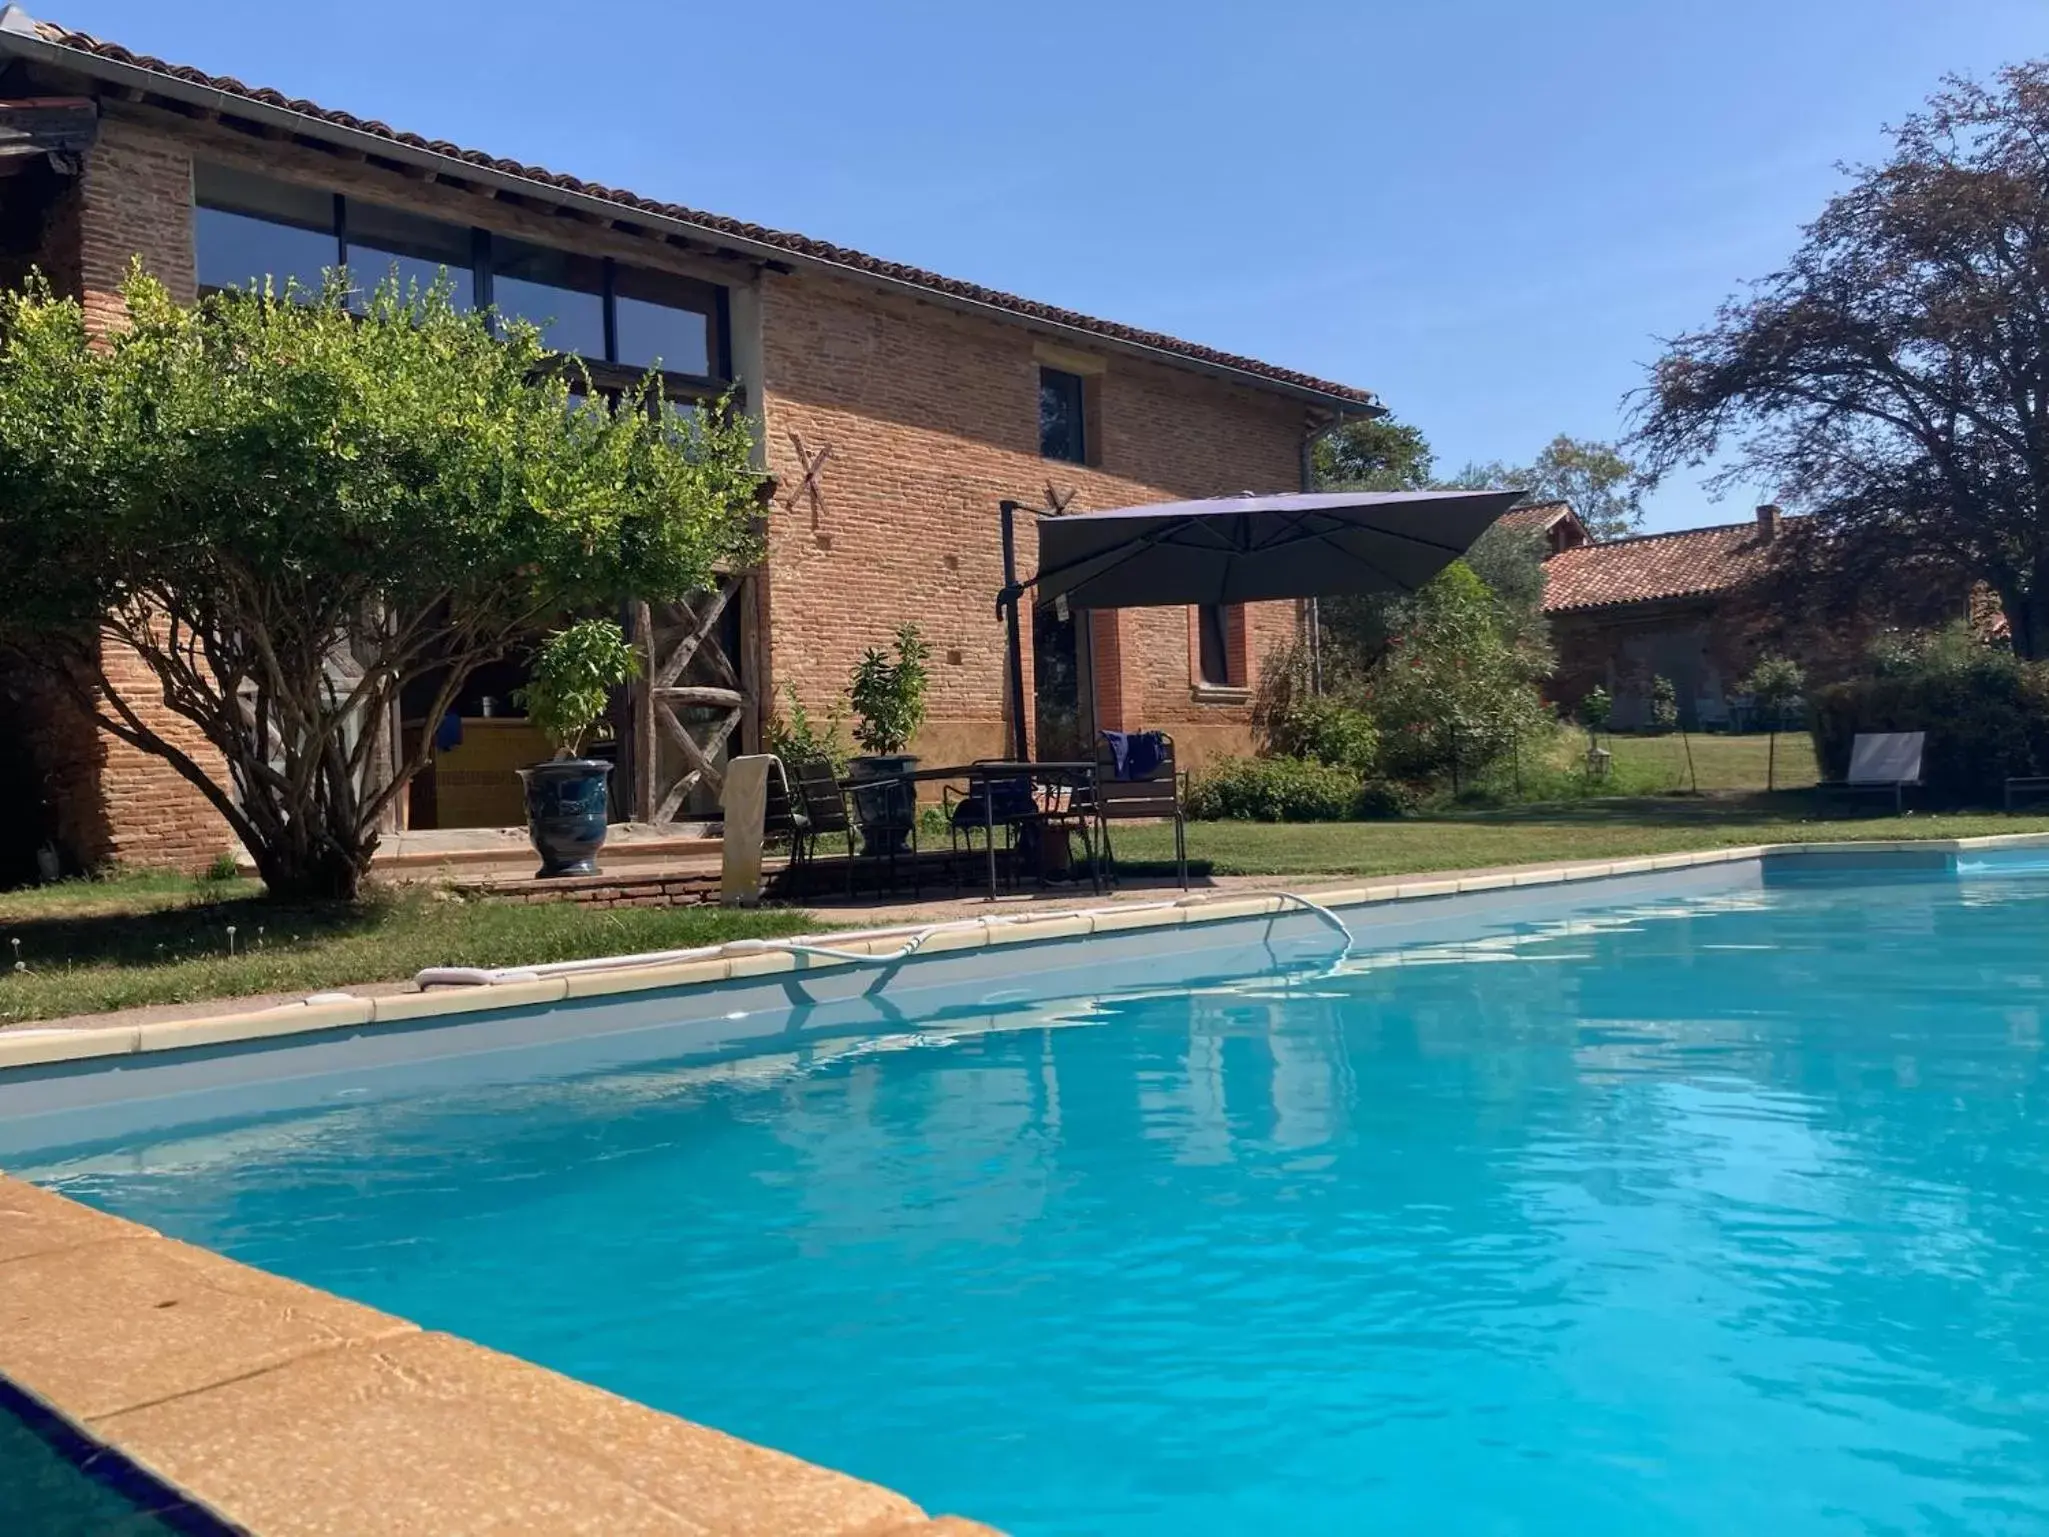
[840,760,1098,900]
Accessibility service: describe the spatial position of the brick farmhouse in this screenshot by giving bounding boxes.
[0,11,1381,877]
[1523,501,1797,730]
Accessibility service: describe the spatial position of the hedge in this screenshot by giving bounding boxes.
[1185,756,1410,822]
[1810,659,2049,804]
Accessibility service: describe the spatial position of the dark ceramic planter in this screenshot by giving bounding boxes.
[518,758,613,878]
[847,753,918,856]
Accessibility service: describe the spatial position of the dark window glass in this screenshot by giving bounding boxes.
[193,162,337,295]
[1039,367,1087,463]
[491,237,606,357]
[343,199,473,311]
[1197,604,1233,687]
[613,266,716,376]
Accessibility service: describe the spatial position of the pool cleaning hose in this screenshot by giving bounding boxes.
[412,891,1354,990]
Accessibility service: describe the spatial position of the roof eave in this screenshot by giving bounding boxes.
[0,24,1380,415]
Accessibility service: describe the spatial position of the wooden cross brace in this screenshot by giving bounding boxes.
[784,433,834,527]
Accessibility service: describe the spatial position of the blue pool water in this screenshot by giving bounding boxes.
[20,869,2049,1534]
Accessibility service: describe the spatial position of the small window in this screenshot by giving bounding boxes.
[491,237,607,358]
[613,266,716,376]
[1197,604,1233,688]
[343,199,474,311]
[1039,367,1087,463]
[193,163,337,296]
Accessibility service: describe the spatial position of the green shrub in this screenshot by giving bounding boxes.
[849,622,930,756]
[1186,756,1366,822]
[1810,648,2049,804]
[1354,779,1415,820]
[515,619,640,758]
[766,683,849,774]
[1264,692,1379,774]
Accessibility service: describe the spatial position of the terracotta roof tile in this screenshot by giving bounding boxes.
[1541,521,1779,613]
[13,17,1375,408]
[1495,499,1575,533]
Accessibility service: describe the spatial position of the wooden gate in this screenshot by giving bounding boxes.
[630,576,758,824]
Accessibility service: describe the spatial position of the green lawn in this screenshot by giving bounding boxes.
[1115,799,2049,878]
[0,877,810,1026]
[1601,731,1820,792]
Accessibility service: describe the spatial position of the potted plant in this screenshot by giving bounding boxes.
[513,619,640,877]
[846,622,931,854]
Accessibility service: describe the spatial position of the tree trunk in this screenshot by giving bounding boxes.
[1767,728,1777,792]
[2005,576,2049,661]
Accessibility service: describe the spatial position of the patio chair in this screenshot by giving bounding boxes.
[943,770,1038,891]
[1084,731,1187,891]
[787,757,855,899]
[1817,731,1925,815]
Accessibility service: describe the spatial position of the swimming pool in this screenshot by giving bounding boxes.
[13,858,2049,1534]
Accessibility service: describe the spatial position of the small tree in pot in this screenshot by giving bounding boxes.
[513,619,640,877]
[847,623,930,853]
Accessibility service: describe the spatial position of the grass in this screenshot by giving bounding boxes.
[1600,731,1820,793]
[0,875,811,1026]
[1114,796,2049,878]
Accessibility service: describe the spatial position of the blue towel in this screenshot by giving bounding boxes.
[1102,731,1164,781]
[433,712,463,752]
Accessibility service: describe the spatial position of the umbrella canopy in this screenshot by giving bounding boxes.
[1030,489,1525,609]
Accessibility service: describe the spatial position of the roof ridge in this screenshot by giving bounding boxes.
[12,15,1376,407]
[1562,519,1763,552]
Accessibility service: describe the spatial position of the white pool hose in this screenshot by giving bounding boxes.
[414,891,1352,990]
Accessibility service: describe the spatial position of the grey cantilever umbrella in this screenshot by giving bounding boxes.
[998,488,1524,755]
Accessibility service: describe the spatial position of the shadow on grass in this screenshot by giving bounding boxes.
[0,891,387,975]
[1424,790,1838,827]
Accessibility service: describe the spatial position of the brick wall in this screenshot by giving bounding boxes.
[25,100,1320,873]
[757,270,1308,774]
[60,116,236,871]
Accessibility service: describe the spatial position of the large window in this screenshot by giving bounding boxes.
[343,199,473,311]
[490,237,606,357]
[193,163,335,296]
[1039,367,1088,463]
[613,265,717,377]
[191,164,728,391]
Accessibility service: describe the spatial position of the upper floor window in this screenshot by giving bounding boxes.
[614,266,717,377]
[1039,367,1088,463]
[194,162,336,296]
[344,199,473,311]
[191,163,728,394]
[490,237,606,357]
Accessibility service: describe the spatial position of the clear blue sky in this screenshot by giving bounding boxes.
[41,0,2049,530]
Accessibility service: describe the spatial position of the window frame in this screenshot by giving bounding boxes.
[190,164,737,405]
[1038,366,1089,465]
[1191,603,1248,695]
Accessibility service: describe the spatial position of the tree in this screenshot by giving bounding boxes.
[1578,685,1613,745]
[1439,436,1643,539]
[1739,655,1806,790]
[1312,414,1434,491]
[1512,436,1644,540]
[1634,63,2049,658]
[0,270,763,900]
[1366,563,1551,790]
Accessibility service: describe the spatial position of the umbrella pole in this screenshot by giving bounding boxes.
[1000,501,1030,760]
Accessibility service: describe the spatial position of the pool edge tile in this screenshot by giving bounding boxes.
[136,997,375,1054]
[0,1026,138,1070]
[371,978,568,1024]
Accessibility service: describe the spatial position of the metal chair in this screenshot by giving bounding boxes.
[1085,732,1187,890]
[787,757,855,899]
